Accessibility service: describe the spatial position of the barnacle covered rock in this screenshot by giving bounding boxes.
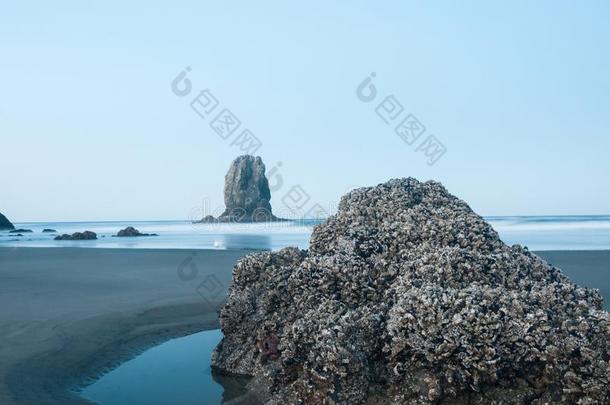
[212,178,610,404]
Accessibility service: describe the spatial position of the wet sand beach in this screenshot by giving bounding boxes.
[0,247,257,404]
[0,247,607,404]
[537,250,610,309]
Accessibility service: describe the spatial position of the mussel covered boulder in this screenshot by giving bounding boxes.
[212,178,609,404]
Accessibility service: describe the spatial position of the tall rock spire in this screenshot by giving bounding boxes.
[217,155,279,222]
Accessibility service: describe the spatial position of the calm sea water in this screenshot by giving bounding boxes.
[487,215,610,251]
[1,215,610,251]
[0,220,314,250]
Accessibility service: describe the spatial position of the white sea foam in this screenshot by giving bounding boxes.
[2,216,610,251]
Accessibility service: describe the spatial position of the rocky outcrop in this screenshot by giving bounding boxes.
[54,231,97,240]
[0,213,15,230]
[10,229,32,233]
[114,226,157,237]
[205,155,279,223]
[212,178,610,404]
[42,229,57,233]
[220,155,274,222]
[199,215,216,224]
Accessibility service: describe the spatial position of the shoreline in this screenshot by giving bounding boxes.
[0,248,608,404]
[0,247,259,405]
[9,301,221,404]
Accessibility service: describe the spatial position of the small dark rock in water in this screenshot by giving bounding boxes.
[54,231,97,240]
[114,226,158,237]
[42,229,57,233]
[212,178,610,404]
[0,212,15,230]
[10,229,33,233]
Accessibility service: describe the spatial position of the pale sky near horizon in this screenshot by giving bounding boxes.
[1,1,609,222]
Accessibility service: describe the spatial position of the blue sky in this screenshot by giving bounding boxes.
[1,1,609,221]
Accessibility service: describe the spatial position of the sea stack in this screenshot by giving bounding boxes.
[0,213,15,230]
[215,155,279,222]
[212,178,609,404]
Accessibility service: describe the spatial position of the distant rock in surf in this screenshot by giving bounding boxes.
[199,215,216,224]
[196,155,281,223]
[42,229,57,233]
[114,226,158,237]
[0,213,15,230]
[212,178,609,404]
[10,229,32,233]
[54,231,97,241]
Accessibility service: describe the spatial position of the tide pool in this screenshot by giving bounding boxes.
[80,329,248,405]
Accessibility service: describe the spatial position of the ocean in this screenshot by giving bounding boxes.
[2,215,610,251]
